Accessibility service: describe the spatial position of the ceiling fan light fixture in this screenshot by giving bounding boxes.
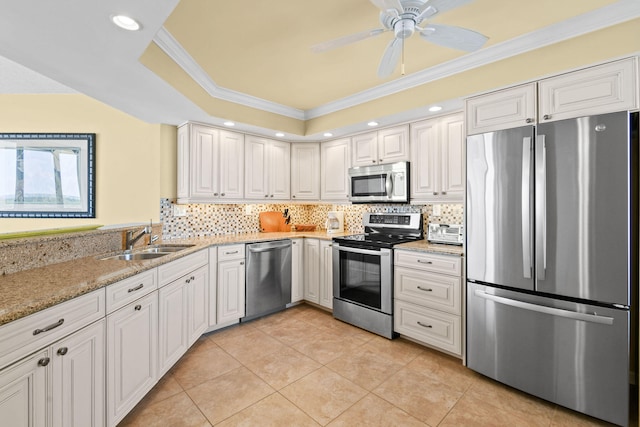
[111,15,141,31]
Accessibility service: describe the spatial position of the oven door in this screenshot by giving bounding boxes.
[332,243,393,314]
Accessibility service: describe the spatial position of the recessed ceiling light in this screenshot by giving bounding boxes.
[429,105,443,112]
[275,132,285,137]
[223,121,235,127]
[367,121,379,127]
[111,15,141,31]
[323,132,333,137]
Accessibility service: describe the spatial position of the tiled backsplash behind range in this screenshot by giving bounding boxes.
[160,199,463,239]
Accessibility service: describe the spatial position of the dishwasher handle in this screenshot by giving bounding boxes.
[247,240,292,253]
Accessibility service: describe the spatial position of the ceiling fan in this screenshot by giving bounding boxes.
[312,0,488,78]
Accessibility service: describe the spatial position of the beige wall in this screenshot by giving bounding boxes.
[0,94,170,234]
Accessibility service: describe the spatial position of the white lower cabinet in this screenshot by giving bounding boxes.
[291,239,304,303]
[217,245,246,324]
[0,348,48,427]
[303,239,320,304]
[319,240,333,309]
[52,319,105,427]
[106,291,158,427]
[157,251,209,376]
[394,250,463,356]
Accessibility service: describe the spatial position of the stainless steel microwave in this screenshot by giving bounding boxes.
[348,161,409,203]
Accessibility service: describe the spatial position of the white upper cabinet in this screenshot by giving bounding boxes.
[410,112,465,202]
[177,123,244,203]
[351,125,409,166]
[244,136,290,200]
[321,138,350,201]
[538,58,638,123]
[291,143,320,200]
[465,84,537,135]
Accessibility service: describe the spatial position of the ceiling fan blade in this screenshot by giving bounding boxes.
[417,0,473,20]
[311,28,387,53]
[377,37,402,78]
[419,23,488,52]
[370,0,404,14]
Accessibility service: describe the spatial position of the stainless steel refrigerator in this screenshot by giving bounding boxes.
[466,111,638,426]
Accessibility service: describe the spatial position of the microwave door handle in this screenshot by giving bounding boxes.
[385,174,393,198]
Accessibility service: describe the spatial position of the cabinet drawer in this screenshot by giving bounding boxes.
[394,300,461,356]
[394,250,461,276]
[218,244,245,261]
[394,267,461,315]
[158,250,208,287]
[0,288,105,369]
[106,269,158,314]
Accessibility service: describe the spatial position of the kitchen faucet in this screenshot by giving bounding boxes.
[125,225,152,251]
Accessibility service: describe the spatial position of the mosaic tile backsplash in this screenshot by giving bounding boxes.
[160,199,463,239]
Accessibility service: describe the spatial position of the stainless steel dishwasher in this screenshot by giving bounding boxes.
[243,239,292,322]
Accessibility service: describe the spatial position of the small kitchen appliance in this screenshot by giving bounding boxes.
[332,212,423,338]
[325,211,344,234]
[427,223,463,245]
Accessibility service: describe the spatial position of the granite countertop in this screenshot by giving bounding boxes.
[0,230,463,327]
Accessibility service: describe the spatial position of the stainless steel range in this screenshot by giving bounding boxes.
[332,212,423,338]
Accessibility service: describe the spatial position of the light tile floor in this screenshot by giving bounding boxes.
[119,304,629,426]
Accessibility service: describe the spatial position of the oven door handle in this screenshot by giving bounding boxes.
[335,245,389,256]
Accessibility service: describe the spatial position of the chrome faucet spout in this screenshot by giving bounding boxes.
[126,226,151,251]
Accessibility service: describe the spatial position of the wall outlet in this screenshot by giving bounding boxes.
[173,204,187,217]
[432,204,442,217]
[244,205,252,215]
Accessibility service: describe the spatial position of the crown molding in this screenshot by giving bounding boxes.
[153,27,306,120]
[154,0,640,122]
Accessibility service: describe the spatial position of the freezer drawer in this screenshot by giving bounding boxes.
[467,282,629,426]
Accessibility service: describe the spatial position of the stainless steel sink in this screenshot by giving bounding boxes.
[139,245,195,253]
[101,252,168,261]
[100,244,195,261]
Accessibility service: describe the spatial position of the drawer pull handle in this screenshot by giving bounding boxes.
[128,284,144,293]
[417,260,433,264]
[225,251,239,255]
[417,321,433,329]
[57,347,68,356]
[240,261,245,265]
[417,286,433,292]
[38,357,50,367]
[134,304,142,311]
[33,318,64,336]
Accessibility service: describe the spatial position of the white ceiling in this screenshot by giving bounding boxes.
[0,0,638,141]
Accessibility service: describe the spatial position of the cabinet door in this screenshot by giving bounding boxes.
[410,118,439,200]
[351,131,378,166]
[378,125,409,163]
[187,266,209,346]
[319,240,333,309]
[52,319,105,427]
[158,279,188,377]
[217,259,246,324]
[269,140,291,200]
[106,291,158,427]
[219,130,244,199]
[190,124,220,199]
[244,135,269,200]
[176,125,190,201]
[465,83,536,135]
[439,113,465,200]
[303,239,320,304]
[291,143,320,200]
[0,349,48,427]
[321,139,350,201]
[538,58,638,122]
[291,239,304,303]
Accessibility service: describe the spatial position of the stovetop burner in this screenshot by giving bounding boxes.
[333,212,423,249]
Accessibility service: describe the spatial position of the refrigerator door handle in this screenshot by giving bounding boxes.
[473,289,614,325]
[521,137,533,279]
[535,135,547,280]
